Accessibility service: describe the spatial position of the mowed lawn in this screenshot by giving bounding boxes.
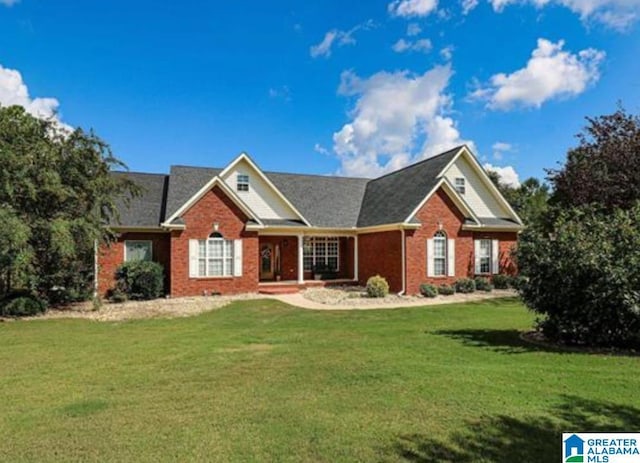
[1,298,639,462]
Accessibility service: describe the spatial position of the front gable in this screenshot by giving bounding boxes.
[219,153,310,225]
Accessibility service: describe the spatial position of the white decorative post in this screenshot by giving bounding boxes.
[354,235,359,282]
[297,234,304,284]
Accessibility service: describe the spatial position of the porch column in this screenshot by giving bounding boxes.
[297,234,304,284]
[354,235,359,282]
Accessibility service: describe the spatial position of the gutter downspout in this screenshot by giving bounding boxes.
[399,229,406,295]
[93,239,99,298]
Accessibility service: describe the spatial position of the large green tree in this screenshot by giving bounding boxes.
[487,172,550,229]
[0,105,135,303]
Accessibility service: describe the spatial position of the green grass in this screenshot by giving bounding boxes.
[1,297,639,462]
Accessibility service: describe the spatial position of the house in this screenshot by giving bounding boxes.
[97,145,523,296]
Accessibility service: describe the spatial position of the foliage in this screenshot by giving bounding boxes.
[438,284,455,295]
[492,274,510,290]
[474,277,493,292]
[366,275,389,298]
[114,261,164,300]
[487,172,550,230]
[420,283,438,298]
[0,291,46,317]
[0,105,136,303]
[455,278,476,294]
[508,275,528,291]
[517,204,640,348]
[548,107,640,212]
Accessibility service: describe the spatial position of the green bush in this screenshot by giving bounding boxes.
[474,277,493,292]
[0,292,46,317]
[438,284,455,296]
[517,205,640,348]
[366,275,389,298]
[455,278,476,294]
[508,275,528,291]
[114,261,164,301]
[492,274,510,290]
[420,283,438,298]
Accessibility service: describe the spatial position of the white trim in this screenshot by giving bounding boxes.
[124,240,153,262]
[404,177,480,225]
[447,238,456,277]
[462,224,524,232]
[297,235,304,284]
[233,239,243,277]
[162,175,263,227]
[108,226,169,233]
[400,228,406,295]
[426,238,434,278]
[219,153,312,226]
[492,239,500,274]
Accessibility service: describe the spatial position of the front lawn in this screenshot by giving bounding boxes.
[1,298,638,462]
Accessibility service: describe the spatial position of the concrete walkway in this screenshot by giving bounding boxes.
[265,290,517,310]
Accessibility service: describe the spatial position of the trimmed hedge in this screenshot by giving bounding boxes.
[455,278,476,294]
[114,261,164,301]
[492,274,510,289]
[366,275,389,298]
[438,284,455,296]
[0,292,47,317]
[420,283,438,298]
[474,277,493,292]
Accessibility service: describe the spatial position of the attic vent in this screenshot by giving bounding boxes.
[237,174,249,192]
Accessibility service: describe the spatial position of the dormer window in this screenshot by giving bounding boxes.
[455,177,465,195]
[237,174,249,192]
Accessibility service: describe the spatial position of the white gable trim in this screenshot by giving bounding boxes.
[404,177,480,225]
[162,175,263,227]
[437,145,523,226]
[219,152,311,226]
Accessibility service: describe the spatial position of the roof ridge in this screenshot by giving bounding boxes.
[170,164,370,181]
[111,170,168,177]
[368,145,465,183]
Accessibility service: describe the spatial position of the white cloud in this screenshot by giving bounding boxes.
[0,64,70,130]
[268,85,291,102]
[392,38,432,53]
[314,143,330,156]
[492,141,513,159]
[470,38,604,110]
[0,0,20,6]
[310,20,375,58]
[332,65,474,177]
[440,45,454,61]
[484,163,521,187]
[406,22,422,35]
[488,0,640,30]
[462,0,480,14]
[389,0,439,17]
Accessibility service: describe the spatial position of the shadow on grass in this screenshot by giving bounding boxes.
[390,395,640,462]
[433,329,565,355]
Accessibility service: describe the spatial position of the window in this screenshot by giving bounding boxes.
[455,177,466,195]
[433,232,447,276]
[237,174,249,192]
[125,240,152,262]
[197,234,234,277]
[303,237,339,272]
[477,239,491,274]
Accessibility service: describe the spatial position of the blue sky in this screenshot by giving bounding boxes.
[1,0,639,185]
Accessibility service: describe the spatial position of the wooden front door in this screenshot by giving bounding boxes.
[260,243,274,280]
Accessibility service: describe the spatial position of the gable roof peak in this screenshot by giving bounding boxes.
[370,145,466,182]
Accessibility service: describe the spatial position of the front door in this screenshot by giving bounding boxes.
[260,243,274,280]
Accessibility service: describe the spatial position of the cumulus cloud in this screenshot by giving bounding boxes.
[440,45,454,61]
[0,64,70,130]
[388,0,439,17]
[392,38,432,53]
[470,38,604,110]
[310,20,375,58]
[406,22,422,35]
[492,141,513,159]
[462,0,480,14]
[488,0,640,30]
[332,65,474,177]
[484,163,521,187]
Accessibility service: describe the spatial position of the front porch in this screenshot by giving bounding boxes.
[257,234,358,288]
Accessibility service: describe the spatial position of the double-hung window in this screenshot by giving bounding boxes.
[454,177,466,195]
[197,235,234,277]
[303,237,339,271]
[237,174,249,192]
[432,232,447,276]
[477,239,492,274]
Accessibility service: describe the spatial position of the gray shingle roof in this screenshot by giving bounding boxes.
[165,166,223,221]
[356,146,461,227]
[477,217,522,229]
[109,172,168,227]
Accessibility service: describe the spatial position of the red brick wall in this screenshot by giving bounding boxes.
[358,230,403,293]
[404,187,518,294]
[170,186,259,296]
[97,232,171,296]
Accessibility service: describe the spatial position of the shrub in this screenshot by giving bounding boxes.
[474,277,493,292]
[366,275,389,298]
[114,261,164,301]
[455,278,476,294]
[420,283,438,298]
[517,205,640,348]
[492,274,510,290]
[508,275,528,291]
[0,292,46,317]
[438,284,455,296]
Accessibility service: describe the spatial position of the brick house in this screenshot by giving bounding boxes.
[97,145,523,296]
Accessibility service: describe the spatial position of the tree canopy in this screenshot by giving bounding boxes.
[0,105,135,303]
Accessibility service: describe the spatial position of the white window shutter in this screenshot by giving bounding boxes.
[447,239,455,277]
[426,239,434,277]
[492,239,500,274]
[233,239,243,277]
[474,239,481,274]
[189,240,198,278]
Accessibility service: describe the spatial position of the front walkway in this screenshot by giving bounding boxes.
[266,289,517,310]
